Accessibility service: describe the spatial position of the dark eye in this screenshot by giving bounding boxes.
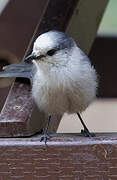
[47,49,56,56]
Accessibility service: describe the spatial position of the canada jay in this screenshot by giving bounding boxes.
[0,30,98,143]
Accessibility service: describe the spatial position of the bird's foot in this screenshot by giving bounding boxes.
[81,129,95,137]
[40,134,51,144]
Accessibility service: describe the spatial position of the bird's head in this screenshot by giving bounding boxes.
[25,30,76,66]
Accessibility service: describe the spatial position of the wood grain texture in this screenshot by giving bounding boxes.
[0,134,116,179]
[0,80,34,136]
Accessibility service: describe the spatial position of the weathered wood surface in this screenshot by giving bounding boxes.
[0,134,117,179]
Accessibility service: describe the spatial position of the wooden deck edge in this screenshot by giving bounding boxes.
[0,134,117,179]
[0,133,117,144]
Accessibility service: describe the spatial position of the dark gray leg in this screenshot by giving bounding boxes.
[40,115,51,144]
[77,113,95,137]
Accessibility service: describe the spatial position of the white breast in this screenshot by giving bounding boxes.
[32,47,97,115]
[32,65,69,115]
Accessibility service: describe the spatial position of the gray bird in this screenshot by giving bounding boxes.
[0,30,98,143]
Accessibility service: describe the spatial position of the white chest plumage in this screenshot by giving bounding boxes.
[32,49,97,115]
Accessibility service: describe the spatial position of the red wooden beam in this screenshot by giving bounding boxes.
[0,134,116,179]
[0,0,48,58]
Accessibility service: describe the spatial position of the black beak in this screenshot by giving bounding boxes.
[25,53,45,63]
[24,53,37,63]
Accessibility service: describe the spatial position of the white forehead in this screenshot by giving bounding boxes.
[33,30,75,55]
[33,32,56,54]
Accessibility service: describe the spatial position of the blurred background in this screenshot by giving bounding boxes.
[98,0,117,35]
[0,0,117,133]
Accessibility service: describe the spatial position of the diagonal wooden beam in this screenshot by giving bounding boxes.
[66,0,109,54]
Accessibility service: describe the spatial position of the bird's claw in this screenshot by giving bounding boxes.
[40,134,51,144]
[81,129,96,137]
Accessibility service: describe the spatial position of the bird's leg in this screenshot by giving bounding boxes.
[77,113,95,137]
[40,115,51,144]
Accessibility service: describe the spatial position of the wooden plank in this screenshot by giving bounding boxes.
[66,0,109,54]
[0,134,116,179]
